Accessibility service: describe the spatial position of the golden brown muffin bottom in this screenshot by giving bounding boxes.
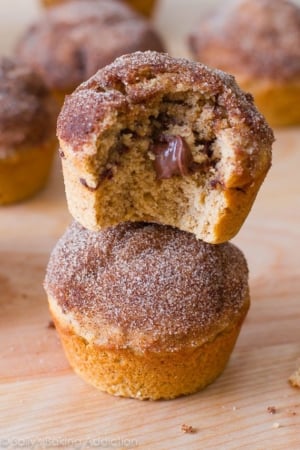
[0,139,57,205]
[238,78,300,127]
[41,0,157,17]
[50,300,249,400]
[125,0,157,17]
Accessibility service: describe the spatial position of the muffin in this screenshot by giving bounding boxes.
[44,221,250,400]
[0,58,57,205]
[17,0,164,104]
[189,0,300,127]
[57,51,273,244]
[40,0,157,17]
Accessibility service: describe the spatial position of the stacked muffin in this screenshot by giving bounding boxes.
[44,51,274,400]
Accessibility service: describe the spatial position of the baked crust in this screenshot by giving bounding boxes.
[58,51,273,151]
[51,313,247,400]
[45,221,250,399]
[57,51,273,243]
[16,0,164,94]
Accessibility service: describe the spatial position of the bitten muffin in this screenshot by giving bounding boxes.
[189,0,300,127]
[17,0,164,103]
[40,0,157,17]
[44,221,250,400]
[57,51,273,244]
[0,58,57,205]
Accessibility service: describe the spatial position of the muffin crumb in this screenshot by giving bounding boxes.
[289,368,300,388]
[267,406,276,414]
[47,320,55,329]
[181,424,196,434]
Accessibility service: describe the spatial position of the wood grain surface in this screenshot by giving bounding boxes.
[1,1,300,449]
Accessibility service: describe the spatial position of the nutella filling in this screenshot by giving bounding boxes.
[152,135,193,180]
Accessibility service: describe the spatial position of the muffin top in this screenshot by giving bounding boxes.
[0,58,57,157]
[57,51,273,185]
[189,0,300,81]
[16,0,164,92]
[45,221,249,351]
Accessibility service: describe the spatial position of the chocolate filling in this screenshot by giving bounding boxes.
[152,135,194,180]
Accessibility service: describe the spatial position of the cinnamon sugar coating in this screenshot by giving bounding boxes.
[57,50,273,153]
[45,221,249,351]
[0,58,57,156]
[189,0,300,81]
[16,0,164,92]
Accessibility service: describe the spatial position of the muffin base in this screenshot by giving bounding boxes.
[0,140,57,205]
[125,0,157,17]
[41,0,157,16]
[239,78,300,127]
[50,306,248,400]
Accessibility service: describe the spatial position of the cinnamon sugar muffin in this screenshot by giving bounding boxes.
[0,58,57,205]
[17,0,164,103]
[189,0,300,127]
[44,221,250,400]
[57,51,273,244]
[41,0,157,17]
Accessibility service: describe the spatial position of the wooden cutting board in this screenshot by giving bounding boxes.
[1,1,300,449]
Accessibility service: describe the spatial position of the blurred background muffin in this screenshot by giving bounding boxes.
[189,0,300,127]
[40,0,157,17]
[0,58,58,204]
[16,0,164,104]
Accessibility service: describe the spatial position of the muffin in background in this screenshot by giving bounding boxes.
[189,0,300,127]
[40,0,157,17]
[18,0,164,104]
[0,58,58,205]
